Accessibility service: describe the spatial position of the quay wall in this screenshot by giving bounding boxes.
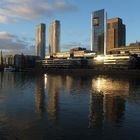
[44,68,140,77]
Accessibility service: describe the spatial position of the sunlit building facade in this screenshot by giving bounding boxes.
[49,20,60,55]
[36,23,46,59]
[4,55,14,66]
[91,9,107,55]
[107,42,140,56]
[107,18,126,51]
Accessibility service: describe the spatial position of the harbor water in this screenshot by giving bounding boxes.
[0,72,140,140]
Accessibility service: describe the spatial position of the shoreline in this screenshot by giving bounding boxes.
[43,68,140,77]
[1,68,140,78]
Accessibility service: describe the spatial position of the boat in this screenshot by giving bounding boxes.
[0,65,4,72]
[4,66,16,72]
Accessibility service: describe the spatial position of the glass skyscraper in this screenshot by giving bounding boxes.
[91,9,107,55]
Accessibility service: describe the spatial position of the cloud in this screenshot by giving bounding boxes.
[0,0,77,22]
[0,32,35,55]
[62,42,82,50]
[65,31,82,36]
[62,40,90,51]
[0,15,8,24]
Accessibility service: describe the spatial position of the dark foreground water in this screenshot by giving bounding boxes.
[0,72,140,140]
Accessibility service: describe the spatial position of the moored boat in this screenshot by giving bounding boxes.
[4,66,16,72]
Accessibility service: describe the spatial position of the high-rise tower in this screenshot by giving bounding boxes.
[49,20,60,55]
[91,9,107,55]
[0,50,3,65]
[36,23,46,59]
[107,18,126,51]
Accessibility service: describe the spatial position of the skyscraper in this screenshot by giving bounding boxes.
[49,20,60,55]
[36,23,46,59]
[107,18,126,51]
[0,51,3,65]
[91,9,107,55]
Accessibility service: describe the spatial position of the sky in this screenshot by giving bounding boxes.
[0,0,140,55]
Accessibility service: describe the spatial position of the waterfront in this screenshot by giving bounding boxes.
[0,72,140,140]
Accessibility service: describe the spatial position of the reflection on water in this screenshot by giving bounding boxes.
[89,77,127,129]
[92,77,129,94]
[47,75,61,123]
[35,74,45,116]
[1,72,140,139]
[89,77,127,131]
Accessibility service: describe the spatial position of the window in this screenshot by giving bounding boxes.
[112,22,118,28]
[93,17,99,26]
[108,23,110,29]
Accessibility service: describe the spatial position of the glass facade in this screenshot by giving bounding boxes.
[91,9,107,55]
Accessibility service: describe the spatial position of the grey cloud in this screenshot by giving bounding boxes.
[0,15,8,23]
[62,39,90,51]
[62,42,83,51]
[0,32,35,55]
[65,31,82,36]
[52,0,77,12]
[0,0,77,22]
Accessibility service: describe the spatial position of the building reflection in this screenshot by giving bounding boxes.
[0,72,16,89]
[128,78,140,100]
[65,75,73,93]
[35,75,45,116]
[46,75,62,123]
[89,92,104,129]
[65,75,83,93]
[34,74,79,122]
[65,75,91,94]
[106,95,125,125]
[0,72,4,88]
[89,77,129,128]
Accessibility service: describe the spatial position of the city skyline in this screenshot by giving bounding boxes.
[0,0,140,55]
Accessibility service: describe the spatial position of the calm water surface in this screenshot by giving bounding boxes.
[0,72,140,140]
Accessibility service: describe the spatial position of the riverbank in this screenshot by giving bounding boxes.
[44,68,140,77]
[1,68,140,78]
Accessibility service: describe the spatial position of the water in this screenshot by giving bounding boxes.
[0,72,140,140]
